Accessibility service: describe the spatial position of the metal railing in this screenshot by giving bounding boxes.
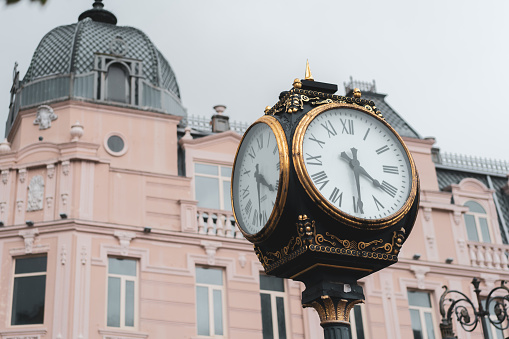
[344,76,377,94]
[181,114,249,135]
[437,152,509,175]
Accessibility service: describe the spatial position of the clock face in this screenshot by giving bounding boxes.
[294,103,416,228]
[232,116,288,241]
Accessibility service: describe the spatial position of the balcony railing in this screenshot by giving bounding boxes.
[467,241,509,270]
[196,207,244,239]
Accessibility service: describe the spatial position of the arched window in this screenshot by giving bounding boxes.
[106,63,129,103]
[464,201,491,243]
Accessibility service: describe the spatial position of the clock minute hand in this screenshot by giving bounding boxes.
[255,164,262,226]
[353,167,364,214]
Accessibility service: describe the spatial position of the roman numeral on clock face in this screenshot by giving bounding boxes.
[383,165,399,174]
[306,153,322,166]
[329,187,343,207]
[340,119,354,135]
[248,146,256,159]
[241,186,250,199]
[309,134,325,148]
[376,145,390,155]
[245,199,252,217]
[321,120,337,137]
[257,135,263,150]
[311,171,329,190]
[381,181,397,198]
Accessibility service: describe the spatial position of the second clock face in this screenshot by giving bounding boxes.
[295,104,415,224]
[232,120,283,237]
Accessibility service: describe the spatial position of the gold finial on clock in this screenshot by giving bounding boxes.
[293,78,302,89]
[353,88,362,98]
[305,59,314,81]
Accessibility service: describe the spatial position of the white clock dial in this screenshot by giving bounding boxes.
[232,118,287,238]
[296,105,415,223]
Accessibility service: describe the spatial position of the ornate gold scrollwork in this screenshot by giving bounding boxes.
[285,93,304,113]
[256,216,406,272]
[372,227,406,254]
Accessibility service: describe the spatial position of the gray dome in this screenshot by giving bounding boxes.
[24,18,180,98]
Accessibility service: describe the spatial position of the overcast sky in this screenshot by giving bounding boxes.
[1,0,508,161]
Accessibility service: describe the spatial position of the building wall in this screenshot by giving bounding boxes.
[0,99,508,339]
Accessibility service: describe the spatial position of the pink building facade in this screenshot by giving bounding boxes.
[1,3,509,339]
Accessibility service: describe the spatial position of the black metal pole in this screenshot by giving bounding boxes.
[301,279,363,339]
[322,322,353,339]
[472,277,490,339]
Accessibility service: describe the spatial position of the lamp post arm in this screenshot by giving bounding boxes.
[439,285,480,336]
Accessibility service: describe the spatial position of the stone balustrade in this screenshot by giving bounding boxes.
[467,241,509,270]
[196,207,244,239]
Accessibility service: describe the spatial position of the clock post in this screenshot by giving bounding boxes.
[231,65,420,339]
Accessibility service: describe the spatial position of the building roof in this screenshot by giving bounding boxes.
[435,160,509,244]
[344,79,421,139]
[23,17,180,99]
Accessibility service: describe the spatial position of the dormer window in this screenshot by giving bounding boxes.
[106,63,129,103]
[464,200,492,243]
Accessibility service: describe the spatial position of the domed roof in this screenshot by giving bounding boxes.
[23,10,180,98]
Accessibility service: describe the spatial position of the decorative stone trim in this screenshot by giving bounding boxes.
[200,240,222,265]
[0,327,46,338]
[410,265,430,290]
[19,228,39,254]
[98,329,148,339]
[33,105,57,130]
[27,175,44,212]
[1,170,9,184]
[114,231,136,256]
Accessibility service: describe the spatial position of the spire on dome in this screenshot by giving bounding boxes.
[78,0,117,25]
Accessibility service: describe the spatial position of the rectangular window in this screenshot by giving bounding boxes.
[11,256,47,325]
[107,257,137,328]
[195,163,232,210]
[350,304,367,339]
[408,291,437,339]
[482,300,505,339]
[196,267,225,336]
[260,274,287,339]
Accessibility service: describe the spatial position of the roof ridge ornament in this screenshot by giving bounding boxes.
[78,0,117,25]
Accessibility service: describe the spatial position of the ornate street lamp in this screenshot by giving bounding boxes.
[439,277,509,339]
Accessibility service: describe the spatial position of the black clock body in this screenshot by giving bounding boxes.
[250,84,420,286]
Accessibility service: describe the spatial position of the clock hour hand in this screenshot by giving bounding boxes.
[357,165,381,188]
[254,165,274,192]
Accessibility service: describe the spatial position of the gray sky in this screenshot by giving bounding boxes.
[1,0,508,161]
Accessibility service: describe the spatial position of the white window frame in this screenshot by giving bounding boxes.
[464,200,493,243]
[10,255,47,326]
[196,267,226,337]
[260,283,288,338]
[350,303,369,339]
[408,291,439,339]
[194,162,232,211]
[107,257,138,329]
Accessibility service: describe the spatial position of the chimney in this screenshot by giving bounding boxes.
[211,105,230,133]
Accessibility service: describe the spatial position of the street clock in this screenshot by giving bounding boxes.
[231,66,420,337]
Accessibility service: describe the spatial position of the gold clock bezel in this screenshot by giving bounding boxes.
[231,115,290,243]
[293,102,418,230]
